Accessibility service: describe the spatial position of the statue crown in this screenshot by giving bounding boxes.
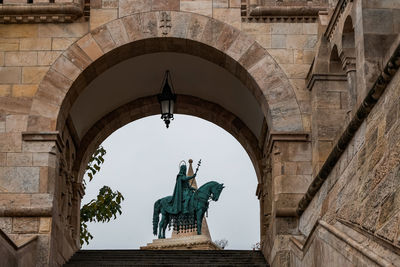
[179,160,187,169]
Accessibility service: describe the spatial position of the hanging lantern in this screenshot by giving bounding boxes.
[157,70,177,128]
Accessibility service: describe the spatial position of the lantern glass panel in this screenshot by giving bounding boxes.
[161,100,171,115]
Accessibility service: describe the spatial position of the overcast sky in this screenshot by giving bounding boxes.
[81,114,259,250]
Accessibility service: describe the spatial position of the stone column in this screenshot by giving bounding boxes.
[262,133,311,267]
[343,56,357,115]
[308,75,349,178]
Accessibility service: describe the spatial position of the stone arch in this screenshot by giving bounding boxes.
[72,95,263,183]
[341,15,355,60]
[329,45,344,74]
[28,11,304,136]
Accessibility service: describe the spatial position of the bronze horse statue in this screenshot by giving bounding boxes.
[153,181,224,239]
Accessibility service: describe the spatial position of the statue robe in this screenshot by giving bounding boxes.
[164,173,195,215]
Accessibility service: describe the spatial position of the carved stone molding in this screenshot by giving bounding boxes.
[242,3,327,23]
[265,132,309,154]
[306,73,348,90]
[0,1,89,23]
[22,131,64,151]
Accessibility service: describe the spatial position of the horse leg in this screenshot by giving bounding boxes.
[158,212,165,239]
[196,209,204,235]
[161,214,169,239]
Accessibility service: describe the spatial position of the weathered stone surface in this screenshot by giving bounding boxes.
[76,34,104,61]
[12,85,38,98]
[181,0,212,17]
[0,167,39,192]
[0,67,21,84]
[12,217,39,233]
[119,0,151,17]
[22,67,49,84]
[20,38,52,51]
[0,25,38,38]
[6,153,32,166]
[90,9,118,30]
[38,23,89,38]
[37,51,62,66]
[52,38,77,51]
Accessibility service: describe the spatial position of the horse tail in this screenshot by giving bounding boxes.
[153,199,161,235]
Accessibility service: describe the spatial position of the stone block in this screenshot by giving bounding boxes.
[303,23,318,34]
[103,0,118,8]
[294,49,314,64]
[39,218,52,233]
[186,14,209,42]
[52,56,81,81]
[271,23,303,35]
[76,34,104,61]
[169,12,191,38]
[0,96,31,114]
[5,52,37,66]
[151,0,179,11]
[106,19,130,46]
[37,51,62,66]
[0,39,19,51]
[213,8,241,29]
[119,0,151,17]
[212,0,227,8]
[52,38,77,50]
[22,67,49,84]
[5,115,28,132]
[238,42,265,69]
[22,140,56,153]
[91,0,101,8]
[12,85,39,98]
[0,133,22,152]
[286,35,317,49]
[64,44,92,70]
[0,67,21,83]
[0,153,5,166]
[241,22,270,35]
[6,153,32,166]
[254,34,271,49]
[20,38,52,51]
[92,25,117,53]
[38,22,89,38]
[215,24,239,52]
[275,175,311,194]
[363,9,394,34]
[0,217,12,234]
[90,9,118,30]
[181,0,212,17]
[0,25,38,38]
[0,85,11,96]
[229,0,240,7]
[33,153,51,166]
[280,64,309,79]
[271,35,286,48]
[0,167,39,192]
[12,217,38,233]
[268,49,293,64]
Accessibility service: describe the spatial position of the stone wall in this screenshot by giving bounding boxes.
[297,49,400,267]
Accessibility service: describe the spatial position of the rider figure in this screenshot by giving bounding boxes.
[168,163,196,214]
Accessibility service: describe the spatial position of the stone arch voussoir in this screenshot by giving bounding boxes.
[28,11,304,135]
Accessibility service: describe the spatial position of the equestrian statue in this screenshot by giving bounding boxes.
[152,160,224,239]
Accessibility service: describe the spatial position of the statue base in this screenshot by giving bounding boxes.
[140,235,220,250]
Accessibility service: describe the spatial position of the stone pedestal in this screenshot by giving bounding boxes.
[140,235,220,250]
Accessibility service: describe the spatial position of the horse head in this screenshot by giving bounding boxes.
[210,182,225,201]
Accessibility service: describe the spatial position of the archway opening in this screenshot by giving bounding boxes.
[81,114,260,249]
